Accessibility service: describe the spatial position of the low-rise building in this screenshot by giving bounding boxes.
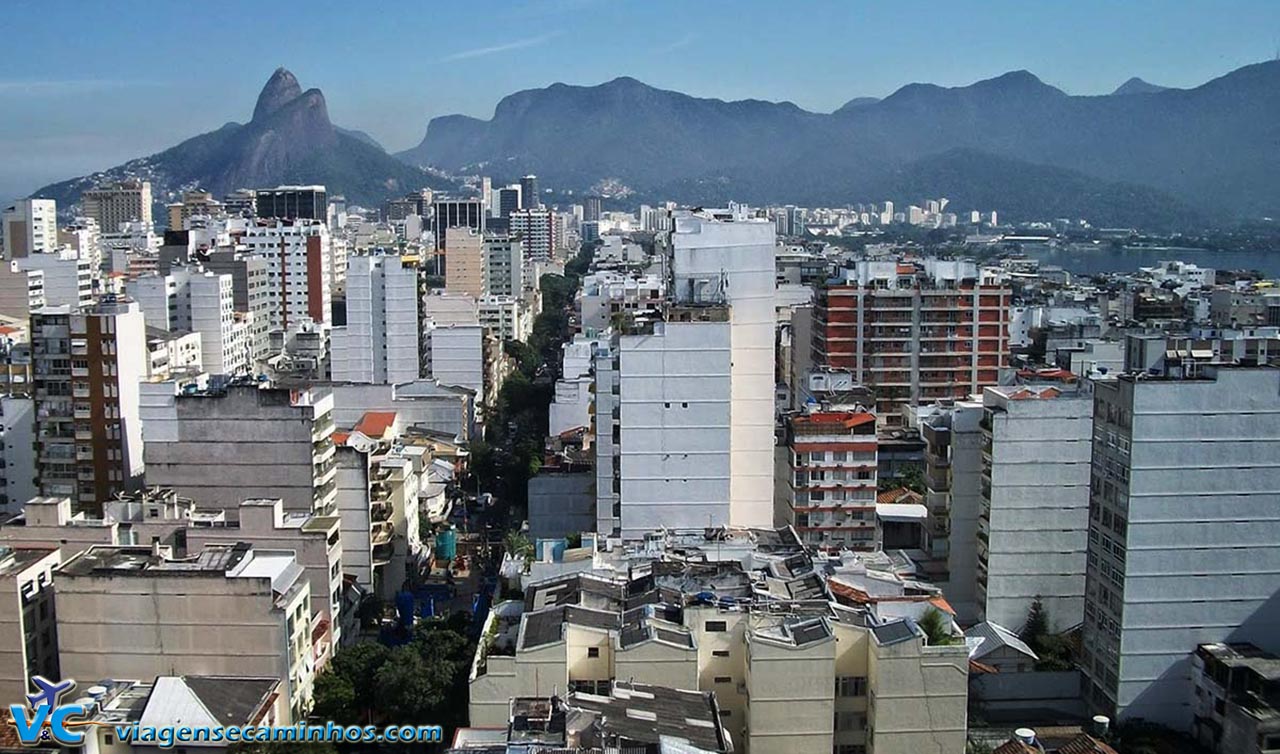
[470,527,968,754]
[56,542,314,720]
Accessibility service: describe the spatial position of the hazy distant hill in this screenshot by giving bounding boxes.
[33,68,447,212]
[399,62,1280,227]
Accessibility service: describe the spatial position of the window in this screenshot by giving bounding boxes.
[712,650,730,658]
[587,647,599,658]
[835,711,866,731]
[835,746,866,754]
[836,676,867,697]
[704,620,727,632]
[714,676,732,684]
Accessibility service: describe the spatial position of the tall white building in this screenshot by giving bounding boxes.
[425,325,485,406]
[614,209,775,538]
[978,383,1092,632]
[131,269,249,378]
[331,253,419,384]
[241,220,332,331]
[16,250,92,309]
[2,199,57,258]
[510,208,556,268]
[1082,367,1280,728]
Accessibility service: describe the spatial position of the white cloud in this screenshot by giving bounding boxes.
[439,32,561,62]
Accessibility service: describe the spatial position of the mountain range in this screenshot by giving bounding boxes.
[31,62,1280,229]
[33,69,448,212]
[397,62,1280,228]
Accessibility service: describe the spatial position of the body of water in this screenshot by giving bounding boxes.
[1015,245,1280,278]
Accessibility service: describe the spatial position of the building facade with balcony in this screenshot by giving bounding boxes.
[333,411,426,602]
[776,408,878,550]
[813,259,1012,424]
[32,299,147,513]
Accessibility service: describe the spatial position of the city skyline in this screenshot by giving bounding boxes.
[3,0,1280,203]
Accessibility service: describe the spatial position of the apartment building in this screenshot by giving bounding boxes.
[775,408,878,550]
[813,259,1012,424]
[444,227,486,297]
[333,412,426,601]
[608,210,776,538]
[477,295,530,343]
[509,208,556,266]
[204,249,272,359]
[16,249,93,309]
[424,324,486,407]
[82,179,152,233]
[1191,643,1280,754]
[56,542,314,720]
[32,299,147,512]
[2,199,57,258]
[166,190,224,230]
[1082,366,1280,728]
[0,262,45,319]
[916,400,985,623]
[578,271,664,332]
[330,252,419,384]
[0,546,60,705]
[241,219,332,330]
[978,383,1093,632]
[483,234,524,296]
[131,268,249,377]
[187,497,344,654]
[141,381,337,514]
[0,397,36,516]
[470,528,968,754]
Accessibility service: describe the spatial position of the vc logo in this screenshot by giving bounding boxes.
[8,676,89,746]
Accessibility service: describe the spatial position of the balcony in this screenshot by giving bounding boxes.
[371,501,391,522]
[371,521,394,546]
[372,541,394,566]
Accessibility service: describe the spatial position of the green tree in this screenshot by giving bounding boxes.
[312,640,390,724]
[1021,597,1049,646]
[917,607,955,646]
[373,646,454,723]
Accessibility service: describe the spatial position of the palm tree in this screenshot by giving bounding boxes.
[917,607,955,646]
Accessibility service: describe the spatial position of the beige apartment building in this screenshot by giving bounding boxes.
[2,489,345,660]
[470,533,969,754]
[83,179,152,233]
[55,542,313,721]
[444,227,486,297]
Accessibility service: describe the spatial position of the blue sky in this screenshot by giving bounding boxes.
[2,0,1277,203]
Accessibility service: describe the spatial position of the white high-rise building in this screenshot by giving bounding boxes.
[330,253,419,384]
[1082,367,1280,727]
[241,220,332,331]
[978,383,1093,632]
[16,250,92,309]
[614,209,775,537]
[2,199,57,258]
[509,208,556,268]
[130,268,248,378]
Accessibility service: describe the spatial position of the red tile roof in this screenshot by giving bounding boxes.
[794,411,877,429]
[877,487,923,505]
[353,411,397,440]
